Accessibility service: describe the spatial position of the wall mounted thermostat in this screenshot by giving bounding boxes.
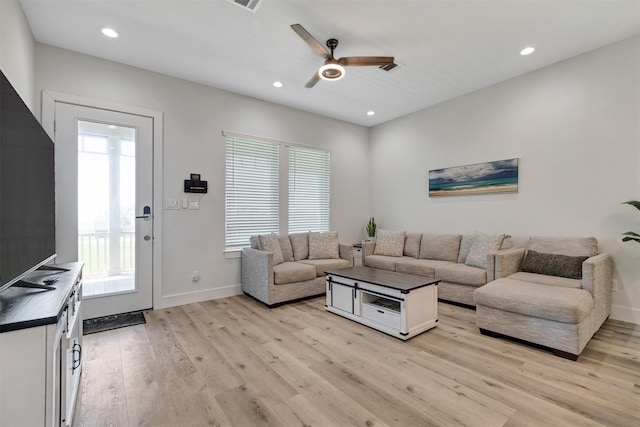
[184,173,208,193]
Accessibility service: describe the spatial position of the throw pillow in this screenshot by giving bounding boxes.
[457,235,475,263]
[403,233,422,258]
[465,232,505,269]
[308,231,340,260]
[521,250,588,279]
[419,234,462,262]
[278,235,294,262]
[289,232,310,260]
[258,233,284,265]
[374,229,406,257]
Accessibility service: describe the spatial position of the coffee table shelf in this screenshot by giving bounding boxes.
[325,267,439,340]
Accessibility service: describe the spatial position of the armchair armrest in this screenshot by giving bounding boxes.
[493,247,526,279]
[362,241,376,257]
[339,243,354,266]
[241,248,274,304]
[582,253,613,325]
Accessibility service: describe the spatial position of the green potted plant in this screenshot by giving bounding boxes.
[365,217,377,242]
[622,200,640,245]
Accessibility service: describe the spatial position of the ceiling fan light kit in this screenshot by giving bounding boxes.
[291,23,397,88]
[319,62,345,81]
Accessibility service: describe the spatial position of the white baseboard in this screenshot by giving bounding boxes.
[156,284,243,309]
[610,304,640,325]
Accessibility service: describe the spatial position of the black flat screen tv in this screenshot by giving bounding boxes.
[0,70,56,293]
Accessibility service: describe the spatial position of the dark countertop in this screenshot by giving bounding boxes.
[0,262,82,333]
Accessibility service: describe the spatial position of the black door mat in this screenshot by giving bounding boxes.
[83,311,146,335]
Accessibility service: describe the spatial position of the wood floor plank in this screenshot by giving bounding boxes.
[74,347,129,427]
[73,295,640,427]
[299,324,515,427]
[408,350,607,427]
[206,324,299,408]
[165,304,245,394]
[273,393,341,427]
[215,384,286,427]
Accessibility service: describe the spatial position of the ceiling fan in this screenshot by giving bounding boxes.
[291,23,398,88]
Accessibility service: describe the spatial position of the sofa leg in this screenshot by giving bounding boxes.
[480,328,580,361]
[552,349,579,361]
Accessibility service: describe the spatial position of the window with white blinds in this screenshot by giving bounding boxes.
[288,145,330,233]
[225,135,279,250]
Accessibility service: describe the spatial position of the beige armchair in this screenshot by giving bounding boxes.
[474,236,613,360]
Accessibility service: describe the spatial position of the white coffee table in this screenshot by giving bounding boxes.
[325,266,439,340]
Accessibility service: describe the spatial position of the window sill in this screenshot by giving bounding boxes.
[224,250,241,259]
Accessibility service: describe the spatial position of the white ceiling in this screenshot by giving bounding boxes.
[20,0,640,127]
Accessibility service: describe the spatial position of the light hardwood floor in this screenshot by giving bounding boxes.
[73,295,640,427]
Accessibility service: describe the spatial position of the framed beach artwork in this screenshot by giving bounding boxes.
[429,158,519,197]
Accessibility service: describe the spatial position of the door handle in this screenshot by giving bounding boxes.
[136,205,151,221]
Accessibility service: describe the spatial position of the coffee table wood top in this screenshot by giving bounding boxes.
[325,267,438,293]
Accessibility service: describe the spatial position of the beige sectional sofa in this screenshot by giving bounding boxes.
[474,236,613,360]
[362,230,512,306]
[241,231,353,307]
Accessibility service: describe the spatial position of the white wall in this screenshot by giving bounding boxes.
[370,36,640,323]
[35,44,371,308]
[0,0,35,110]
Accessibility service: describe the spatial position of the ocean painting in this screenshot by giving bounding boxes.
[429,158,519,197]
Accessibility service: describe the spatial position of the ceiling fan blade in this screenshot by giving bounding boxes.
[305,71,321,88]
[338,56,396,67]
[291,24,331,59]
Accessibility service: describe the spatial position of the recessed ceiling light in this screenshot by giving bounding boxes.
[273,81,284,88]
[366,111,375,116]
[101,27,119,38]
[520,47,535,56]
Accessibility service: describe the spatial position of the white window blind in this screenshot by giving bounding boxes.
[288,145,330,233]
[225,135,279,250]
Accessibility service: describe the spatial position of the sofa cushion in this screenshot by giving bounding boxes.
[403,233,422,258]
[273,261,317,285]
[465,232,505,269]
[508,272,582,289]
[278,235,295,262]
[521,250,588,280]
[374,229,406,257]
[250,235,260,249]
[419,234,462,262]
[457,235,475,263]
[299,258,351,277]
[364,255,399,272]
[290,232,309,260]
[435,263,487,287]
[474,279,594,324]
[258,233,284,265]
[395,258,452,278]
[309,231,340,259]
[527,236,598,257]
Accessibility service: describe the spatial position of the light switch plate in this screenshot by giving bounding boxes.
[166,199,180,210]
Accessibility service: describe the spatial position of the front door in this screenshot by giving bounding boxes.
[54,103,153,319]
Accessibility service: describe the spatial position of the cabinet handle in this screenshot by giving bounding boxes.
[377,310,384,314]
[72,343,82,371]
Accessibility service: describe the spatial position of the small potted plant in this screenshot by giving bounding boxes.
[622,200,640,245]
[365,217,377,242]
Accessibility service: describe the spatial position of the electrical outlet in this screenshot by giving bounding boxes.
[192,271,200,282]
[188,200,200,210]
[612,279,618,292]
